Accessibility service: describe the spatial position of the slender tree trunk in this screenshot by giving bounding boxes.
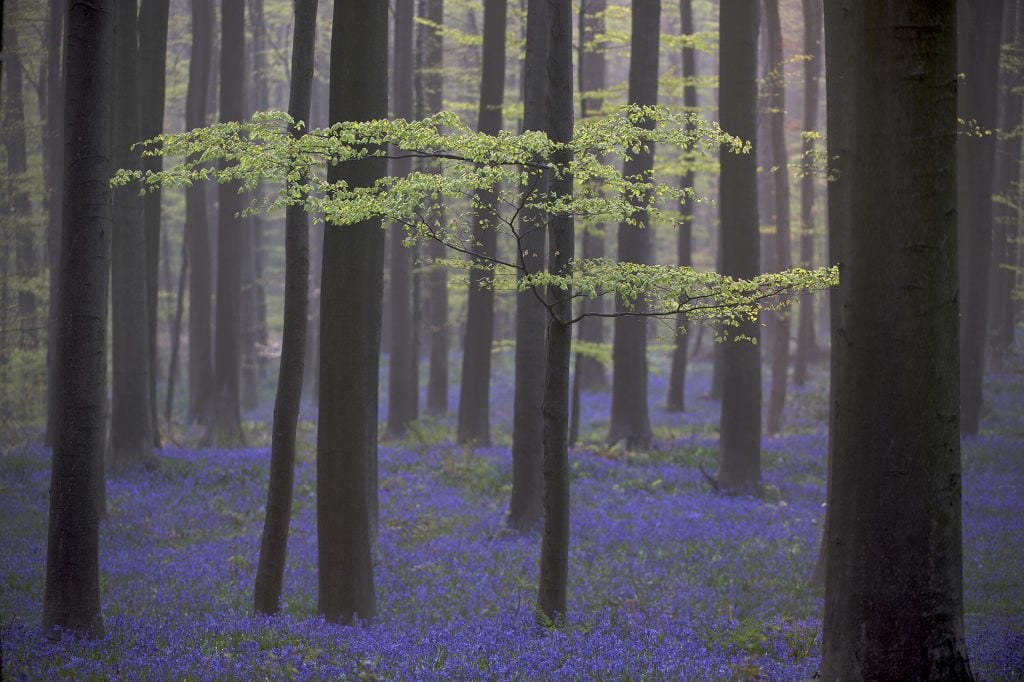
[204,0,247,446]
[716,0,761,495]
[139,0,169,447]
[187,0,214,423]
[43,0,64,447]
[667,0,698,413]
[821,2,972,676]
[538,0,573,622]
[110,0,155,471]
[317,0,387,625]
[958,0,1004,435]
[764,0,791,435]
[388,0,419,438]
[166,237,188,425]
[508,0,549,531]
[42,0,113,639]
[254,0,317,617]
[457,0,507,445]
[793,0,822,387]
[609,0,659,448]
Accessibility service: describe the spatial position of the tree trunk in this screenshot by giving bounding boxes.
[508,0,548,531]
[138,0,169,447]
[388,0,419,438]
[166,236,188,424]
[821,2,972,677]
[204,0,247,446]
[457,0,507,445]
[793,0,822,387]
[42,0,113,639]
[110,0,155,471]
[958,0,1004,435]
[716,0,761,495]
[537,0,573,622]
[609,0,660,449]
[254,0,317,617]
[666,0,698,413]
[43,0,64,447]
[764,0,791,436]
[187,0,214,423]
[317,0,387,625]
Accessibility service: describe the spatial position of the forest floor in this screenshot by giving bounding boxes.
[2,354,1022,680]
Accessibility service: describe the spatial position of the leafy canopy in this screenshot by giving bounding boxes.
[113,104,836,330]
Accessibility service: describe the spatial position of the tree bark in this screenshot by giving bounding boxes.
[204,0,247,446]
[958,0,1004,435]
[43,0,64,447]
[821,2,972,677]
[254,0,317,617]
[793,0,822,387]
[388,0,419,438]
[110,0,155,471]
[764,0,791,436]
[187,0,214,423]
[716,0,761,495]
[317,0,387,625]
[537,0,574,622]
[508,0,548,530]
[138,0,169,447]
[609,0,660,449]
[42,0,113,639]
[457,0,507,445]
[666,0,698,413]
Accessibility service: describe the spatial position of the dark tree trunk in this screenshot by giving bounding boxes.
[793,0,822,387]
[317,0,387,625]
[388,0,419,438]
[254,0,317,617]
[42,0,113,639]
[666,0,698,413]
[421,0,449,417]
[166,236,187,424]
[457,0,507,445]
[3,5,37,349]
[764,0,791,436]
[187,0,214,423]
[204,0,247,446]
[508,0,548,531]
[43,0,64,447]
[990,0,1023,368]
[609,0,659,449]
[958,0,1004,435]
[716,0,761,495]
[138,0,169,447]
[537,0,573,621]
[110,0,155,471]
[821,2,972,677]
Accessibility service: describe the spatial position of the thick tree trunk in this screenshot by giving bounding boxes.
[667,0,698,413]
[508,0,548,531]
[537,0,573,622]
[43,0,64,447]
[42,0,113,639]
[609,0,660,449]
[716,0,761,495]
[254,0,317,617]
[388,0,419,438]
[138,0,169,447]
[110,0,155,471]
[186,0,214,423]
[958,0,1004,435]
[204,0,247,446]
[793,0,822,387]
[457,0,507,446]
[764,0,791,436]
[317,0,387,625]
[821,2,972,677]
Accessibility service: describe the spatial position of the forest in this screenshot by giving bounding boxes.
[0,0,1021,679]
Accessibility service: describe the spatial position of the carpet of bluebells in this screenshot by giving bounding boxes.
[2,352,1023,680]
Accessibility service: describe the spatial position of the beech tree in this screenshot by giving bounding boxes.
[821,1,972,676]
[43,0,113,639]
